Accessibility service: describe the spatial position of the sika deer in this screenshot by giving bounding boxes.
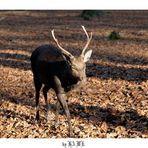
[30,26,92,137]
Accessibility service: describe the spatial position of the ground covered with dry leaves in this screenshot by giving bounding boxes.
[0,11,148,138]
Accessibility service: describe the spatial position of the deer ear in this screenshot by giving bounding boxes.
[84,50,92,62]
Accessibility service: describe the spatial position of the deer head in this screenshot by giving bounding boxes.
[51,26,93,84]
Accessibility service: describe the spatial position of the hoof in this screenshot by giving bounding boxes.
[54,121,60,128]
[35,118,39,124]
[69,132,75,138]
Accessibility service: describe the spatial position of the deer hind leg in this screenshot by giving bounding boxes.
[34,78,42,121]
[43,85,53,121]
[57,93,73,137]
[54,100,61,127]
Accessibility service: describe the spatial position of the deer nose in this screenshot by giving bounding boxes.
[83,77,87,82]
[79,76,86,82]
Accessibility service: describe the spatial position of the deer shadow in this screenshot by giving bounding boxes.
[69,103,148,135]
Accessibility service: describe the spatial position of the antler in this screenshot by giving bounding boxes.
[81,26,92,56]
[51,29,74,58]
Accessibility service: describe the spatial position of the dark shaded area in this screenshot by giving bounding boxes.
[0,108,35,124]
[0,91,34,108]
[0,52,29,60]
[93,51,148,66]
[86,63,148,82]
[0,52,31,70]
[98,22,148,30]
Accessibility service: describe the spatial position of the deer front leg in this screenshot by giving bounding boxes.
[57,93,73,137]
[53,76,73,137]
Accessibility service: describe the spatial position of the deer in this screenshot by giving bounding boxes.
[30,26,92,137]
